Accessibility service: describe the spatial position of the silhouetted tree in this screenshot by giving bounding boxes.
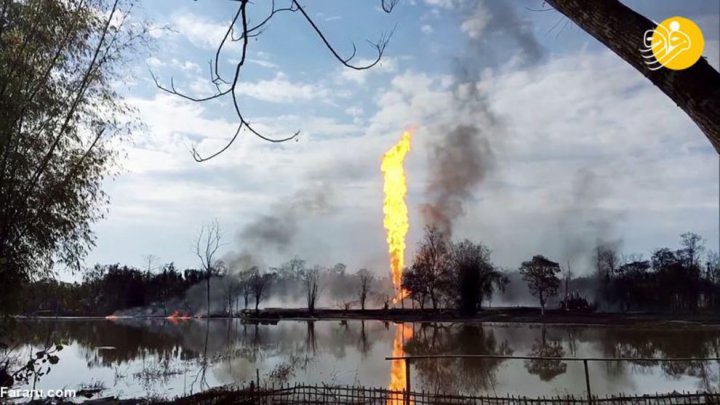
[304,267,321,314]
[519,255,561,316]
[356,269,373,311]
[402,265,429,309]
[250,269,275,312]
[0,0,148,315]
[450,239,507,316]
[194,219,223,315]
[411,226,452,309]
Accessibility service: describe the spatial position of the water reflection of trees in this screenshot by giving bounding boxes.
[599,327,720,391]
[404,323,512,394]
[524,326,567,381]
[10,320,720,394]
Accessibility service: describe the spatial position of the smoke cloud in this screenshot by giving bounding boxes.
[226,182,335,272]
[421,0,543,237]
[556,168,625,272]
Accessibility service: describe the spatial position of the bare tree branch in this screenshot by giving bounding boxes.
[154,0,398,162]
[292,0,394,70]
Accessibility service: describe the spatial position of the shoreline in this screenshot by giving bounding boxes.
[14,307,720,327]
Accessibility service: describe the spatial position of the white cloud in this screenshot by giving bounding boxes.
[423,0,455,8]
[248,59,279,69]
[339,57,399,84]
[146,56,165,68]
[345,106,364,117]
[459,2,489,39]
[170,12,227,49]
[420,24,434,34]
[234,72,329,103]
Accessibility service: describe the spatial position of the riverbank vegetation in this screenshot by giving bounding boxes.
[14,229,720,319]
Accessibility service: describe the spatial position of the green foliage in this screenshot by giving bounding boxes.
[402,228,507,314]
[3,339,64,387]
[519,255,561,315]
[0,0,148,315]
[19,263,198,315]
[450,239,507,316]
[599,232,717,312]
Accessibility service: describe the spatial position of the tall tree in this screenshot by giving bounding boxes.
[543,0,720,152]
[402,265,429,309]
[519,255,561,316]
[0,0,147,314]
[356,268,374,311]
[449,239,507,316]
[412,226,452,309]
[194,219,222,316]
[304,266,321,314]
[250,268,274,312]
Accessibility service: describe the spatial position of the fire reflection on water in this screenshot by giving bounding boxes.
[387,323,413,405]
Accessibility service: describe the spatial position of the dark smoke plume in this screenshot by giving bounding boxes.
[226,182,335,271]
[421,0,543,237]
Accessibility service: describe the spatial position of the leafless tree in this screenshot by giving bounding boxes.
[194,219,222,315]
[220,273,241,315]
[142,254,159,274]
[595,243,620,280]
[304,266,321,314]
[152,0,399,162]
[680,232,705,269]
[356,268,374,311]
[541,0,720,152]
[238,267,255,309]
[250,268,274,312]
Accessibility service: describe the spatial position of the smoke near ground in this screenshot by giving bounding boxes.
[224,181,335,272]
[556,168,625,272]
[420,0,543,238]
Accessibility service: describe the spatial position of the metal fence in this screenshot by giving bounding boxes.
[384,355,720,405]
[171,385,720,405]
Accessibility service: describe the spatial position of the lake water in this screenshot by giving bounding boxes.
[4,319,720,400]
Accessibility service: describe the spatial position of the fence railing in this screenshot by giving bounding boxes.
[174,384,720,405]
[384,355,720,405]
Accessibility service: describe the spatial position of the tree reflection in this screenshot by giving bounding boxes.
[600,327,720,391]
[524,326,567,381]
[404,324,512,394]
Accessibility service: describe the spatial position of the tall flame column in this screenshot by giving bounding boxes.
[381,130,412,302]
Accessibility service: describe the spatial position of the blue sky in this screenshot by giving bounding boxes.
[80,0,719,279]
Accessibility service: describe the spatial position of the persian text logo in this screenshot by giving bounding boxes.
[641,16,704,71]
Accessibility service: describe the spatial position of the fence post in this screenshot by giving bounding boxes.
[405,358,411,405]
[583,359,592,404]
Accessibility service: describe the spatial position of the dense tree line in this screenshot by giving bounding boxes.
[402,227,720,316]
[19,230,719,317]
[18,259,389,316]
[21,263,209,316]
[595,233,720,312]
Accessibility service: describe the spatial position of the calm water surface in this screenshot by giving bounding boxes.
[5,319,720,399]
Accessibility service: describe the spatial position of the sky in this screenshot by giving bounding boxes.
[78,0,720,280]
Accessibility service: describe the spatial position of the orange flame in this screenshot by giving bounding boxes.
[382,130,412,301]
[104,315,119,320]
[166,310,192,324]
[388,323,414,405]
